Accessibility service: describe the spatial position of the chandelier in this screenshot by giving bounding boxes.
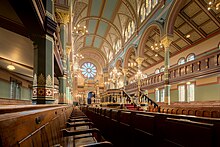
[128,62,137,67]
[109,67,122,83]
[73,53,84,59]
[135,70,143,80]
[150,42,163,51]
[73,53,84,71]
[73,24,88,35]
[207,0,220,10]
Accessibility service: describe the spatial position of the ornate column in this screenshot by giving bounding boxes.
[57,11,69,104]
[161,36,173,105]
[32,0,56,104]
[66,47,72,103]
[136,57,144,103]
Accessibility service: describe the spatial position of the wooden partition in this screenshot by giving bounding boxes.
[0,98,31,105]
[82,106,220,147]
[0,105,73,147]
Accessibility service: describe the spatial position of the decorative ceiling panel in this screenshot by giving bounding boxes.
[102,0,118,20]
[178,23,192,34]
[175,39,188,49]
[188,31,201,42]
[200,21,219,34]
[88,20,98,34]
[97,21,108,37]
[90,0,102,16]
[193,12,210,26]
[85,36,93,46]
[118,3,132,20]
[183,2,200,17]
[93,37,102,49]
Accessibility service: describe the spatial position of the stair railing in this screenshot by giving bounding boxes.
[139,90,160,112]
[122,90,133,104]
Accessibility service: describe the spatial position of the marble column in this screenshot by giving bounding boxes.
[161,36,173,105]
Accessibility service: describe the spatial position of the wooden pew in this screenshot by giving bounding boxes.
[0,105,72,147]
[82,106,220,147]
[0,105,112,147]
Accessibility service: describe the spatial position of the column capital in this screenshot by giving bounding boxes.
[66,46,71,55]
[161,35,173,48]
[122,68,128,74]
[55,9,70,24]
[135,57,144,65]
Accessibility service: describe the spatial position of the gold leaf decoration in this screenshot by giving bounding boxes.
[38,73,45,86]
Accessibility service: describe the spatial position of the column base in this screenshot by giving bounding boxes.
[32,98,55,104]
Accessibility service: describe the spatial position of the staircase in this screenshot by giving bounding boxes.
[125,104,136,110]
[124,103,144,111]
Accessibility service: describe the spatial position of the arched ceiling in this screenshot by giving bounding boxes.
[72,0,139,65]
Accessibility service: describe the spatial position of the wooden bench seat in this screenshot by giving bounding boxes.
[82,106,220,147]
[0,105,112,147]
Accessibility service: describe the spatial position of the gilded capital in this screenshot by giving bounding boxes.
[135,57,144,65]
[66,47,71,55]
[122,68,128,74]
[161,35,173,48]
[56,9,70,24]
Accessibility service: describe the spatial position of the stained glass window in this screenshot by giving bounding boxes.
[81,62,97,78]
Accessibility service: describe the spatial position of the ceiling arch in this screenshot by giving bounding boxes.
[138,22,163,57]
[75,34,113,51]
[78,47,107,66]
[123,44,137,69]
[121,0,137,26]
[76,16,122,39]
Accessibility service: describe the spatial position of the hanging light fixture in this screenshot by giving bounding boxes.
[207,0,220,10]
[150,42,163,51]
[73,24,88,35]
[7,63,15,70]
[128,62,137,67]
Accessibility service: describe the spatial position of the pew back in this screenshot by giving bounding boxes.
[0,105,73,147]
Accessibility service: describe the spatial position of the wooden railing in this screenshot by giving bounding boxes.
[169,50,220,83]
[139,91,159,111]
[125,50,220,91]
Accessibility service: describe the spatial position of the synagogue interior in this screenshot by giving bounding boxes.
[0,0,220,146]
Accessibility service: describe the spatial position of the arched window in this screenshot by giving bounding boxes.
[155,68,160,74]
[146,0,151,15]
[160,66,165,72]
[131,21,135,34]
[178,57,185,65]
[128,22,131,38]
[140,4,146,22]
[152,0,158,8]
[81,62,97,78]
[109,51,113,61]
[186,53,195,62]
[125,29,128,42]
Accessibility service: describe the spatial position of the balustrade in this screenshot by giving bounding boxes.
[125,50,220,91]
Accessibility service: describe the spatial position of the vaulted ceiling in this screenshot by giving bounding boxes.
[126,0,220,78]
[73,0,220,79]
[72,0,139,64]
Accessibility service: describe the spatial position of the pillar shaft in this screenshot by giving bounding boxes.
[161,36,173,105]
[33,35,55,104]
